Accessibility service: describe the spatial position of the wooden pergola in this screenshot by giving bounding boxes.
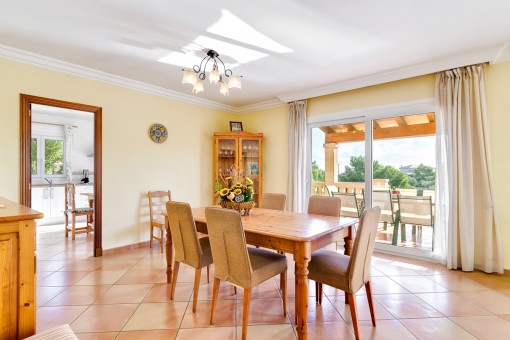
[320,112,436,185]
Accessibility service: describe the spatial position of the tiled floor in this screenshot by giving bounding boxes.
[35,225,510,339]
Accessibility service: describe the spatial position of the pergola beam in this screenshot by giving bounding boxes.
[325,122,436,143]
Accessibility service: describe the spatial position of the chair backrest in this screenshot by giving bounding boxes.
[205,207,253,288]
[325,185,338,196]
[260,193,286,211]
[397,195,434,227]
[347,206,381,291]
[333,192,360,218]
[397,188,418,196]
[148,190,171,221]
[422,189,436,203]
[166,201,203,268]
[64,183,77,210]
[307,195,341,217]
[372,189,394,223]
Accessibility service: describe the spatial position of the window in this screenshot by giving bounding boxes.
[31,135,66,178]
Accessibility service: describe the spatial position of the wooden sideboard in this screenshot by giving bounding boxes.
[0,196,43,339]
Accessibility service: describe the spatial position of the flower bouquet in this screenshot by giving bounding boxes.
[215,165,255,216]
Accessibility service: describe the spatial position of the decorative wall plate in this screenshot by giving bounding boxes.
[149,124,168,143]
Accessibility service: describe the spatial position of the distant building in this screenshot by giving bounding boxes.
[399,165,419,175]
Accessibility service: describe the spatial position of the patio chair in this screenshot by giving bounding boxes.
[422,189,436,203]
[325,185,338,196]
[333,192,361,218]
[397,195,434,249]
[372,189,398,244]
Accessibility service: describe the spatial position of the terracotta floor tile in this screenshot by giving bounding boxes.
[96,259,139,270]
[375,294,443,318]
[354,319,416,339]
[389,275,450,293]
[115,329,178,339]
[371,262,423,276]
[175,327,236,340]
[182,299,236,328]
[197,280,238,300]
[250,278,282,299]
[449,315,510,340]
[37,270,91,287]
[36,286,68,306]
[76,270,128,285]
[75,332,119,340]
[328,293,395,322]
[37,305,89,332]
[59,259,103,271]
[415,292,491,316]
[94,284,153,304]
[287,297,344,323]
[236,297,289,325]
[122,302,188,331]
[71,304,139,333]
[45,285,111,306]
[144,282,193,302]
[370,276,410,294]
[458,290,510,314]
[307,322,354,339]
[400,317,477,339]
[131,257,167,269]
[36,260,68,272]
[236,324,296,340]
[425,273,489,291]
[116,269,165,284]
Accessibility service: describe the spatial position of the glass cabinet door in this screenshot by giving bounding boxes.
[216,138,237,182]
[241,139,260,204]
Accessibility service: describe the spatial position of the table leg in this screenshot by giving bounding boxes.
[165,215,173,284]
[294,242,311,340]
[344,225,353,303]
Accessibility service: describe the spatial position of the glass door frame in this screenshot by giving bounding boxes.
[306,98,436,260]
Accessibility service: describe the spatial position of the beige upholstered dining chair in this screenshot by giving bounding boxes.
[309,206,381,340]
[260,193,287,211]
[64,183,94,240]
[307,195,341,217]
[148,190,171,252]
[205,207,288,340]
[166,201,213,313]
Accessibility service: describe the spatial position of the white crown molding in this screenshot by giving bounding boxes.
[234,98,286,114]
[0,44,238,112]
[278,45,506,103]
[492,43,510,64]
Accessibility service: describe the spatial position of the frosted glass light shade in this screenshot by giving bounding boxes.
[209,65,220,84]
[192,79,204,93]
[228,76,242,89]
[220,81,230,96]
[182,70,197,85]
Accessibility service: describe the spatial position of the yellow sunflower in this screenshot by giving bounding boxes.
[233,188,242,195]
[219,188,230,196]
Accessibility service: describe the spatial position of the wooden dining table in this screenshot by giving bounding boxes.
[164,207,356,340]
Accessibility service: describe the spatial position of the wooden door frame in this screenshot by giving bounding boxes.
[20,94,103,256]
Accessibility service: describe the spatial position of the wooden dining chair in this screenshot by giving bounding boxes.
[307,195,341,217]
[166,201,213,312]
[204,207,288,340]
[260,193,286,211]
[309,206,381,340]
[148,190,171,252]
[64,183,94,240]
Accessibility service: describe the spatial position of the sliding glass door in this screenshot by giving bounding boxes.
[308,101,436,258]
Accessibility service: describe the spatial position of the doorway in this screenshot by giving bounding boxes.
[20,94,103,256]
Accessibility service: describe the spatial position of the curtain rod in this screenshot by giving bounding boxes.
[33,121,78,128]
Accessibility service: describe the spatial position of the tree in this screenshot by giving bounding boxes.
[311,160,325,182]
[408,164,435,189]
[374,165,411,189]
[339,155,365,182]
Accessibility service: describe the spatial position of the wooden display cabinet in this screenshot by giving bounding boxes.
[213,132,263,207]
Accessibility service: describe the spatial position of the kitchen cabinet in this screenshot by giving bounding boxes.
[0,196,42,339]
[31,186,65,224]
[213,132,263,206]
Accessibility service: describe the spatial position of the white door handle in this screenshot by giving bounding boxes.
[44,188,49,199]
[50,187,54,199]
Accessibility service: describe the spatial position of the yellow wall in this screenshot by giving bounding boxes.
[486,62,510,270]
[0,58,235,249]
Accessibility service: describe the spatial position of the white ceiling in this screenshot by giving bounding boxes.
[2,1,510,112]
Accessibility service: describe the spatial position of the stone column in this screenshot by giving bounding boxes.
[324,143,338,185]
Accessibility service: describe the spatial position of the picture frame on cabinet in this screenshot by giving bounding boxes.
[229,121,243,132]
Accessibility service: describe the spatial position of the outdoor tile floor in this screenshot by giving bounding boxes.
[35,224,510,339]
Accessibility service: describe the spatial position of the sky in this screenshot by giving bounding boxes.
[312,128,436,172]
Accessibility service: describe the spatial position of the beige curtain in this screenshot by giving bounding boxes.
[435,64,502,273]
[287,100,307,212]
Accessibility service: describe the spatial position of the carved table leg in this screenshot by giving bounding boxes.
[294,241,311,340]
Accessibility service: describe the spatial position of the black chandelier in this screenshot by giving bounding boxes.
[182,49,242,96]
